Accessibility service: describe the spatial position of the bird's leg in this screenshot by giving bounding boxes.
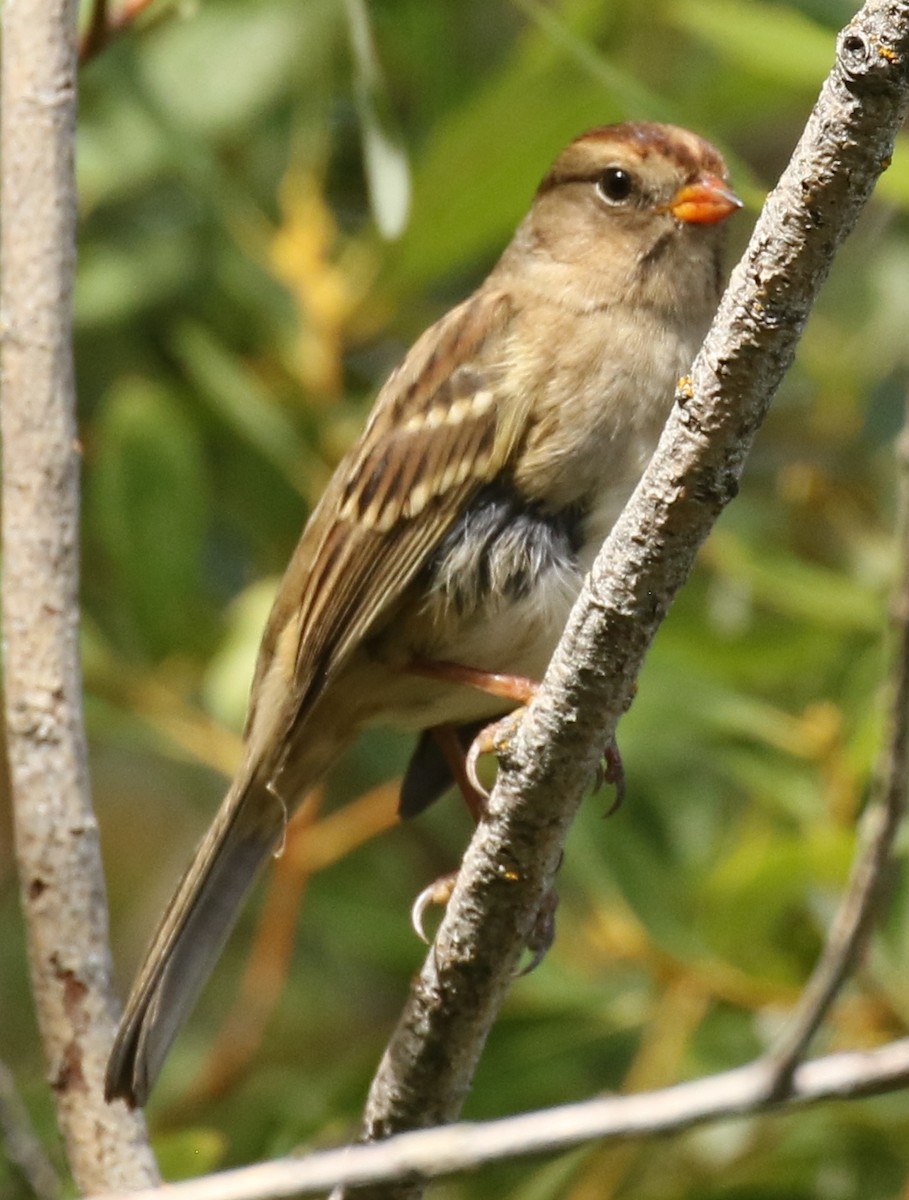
[430,722,488,822]
[407,658,538,704]
[405,658,626,961]
[407,660,557,963]
[406,658,539,806]
[406,658,625,811]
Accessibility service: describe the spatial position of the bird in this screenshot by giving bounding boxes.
[105,121,741,1108]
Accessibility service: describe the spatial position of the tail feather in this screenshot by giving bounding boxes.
[105,773,285,1107]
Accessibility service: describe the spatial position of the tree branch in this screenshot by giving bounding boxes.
[0,1057,61,1200]
[0,0,158,1190]
[90,1038,909,1200]
[762,391,909,1093]
[337,3,909,1195]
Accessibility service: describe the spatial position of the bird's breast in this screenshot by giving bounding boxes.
[393,482,586,686]
[508,297,702,516]
[362,301,708,728]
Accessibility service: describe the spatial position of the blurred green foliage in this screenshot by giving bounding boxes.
[3,0,909,1196]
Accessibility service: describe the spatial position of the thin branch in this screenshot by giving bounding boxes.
[0,1058,61,1200]
[337,3,909,1195]
[0,0,158,1190]
[762,392,909,1093]
[91,1038,909,1200]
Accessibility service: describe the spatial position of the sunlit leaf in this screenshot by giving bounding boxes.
[154,1126,227,1180]
[344,0,411,239]
[89,376,209,656]
[170,322,324,500]
[669,0,835,88]
[202,577,278,730]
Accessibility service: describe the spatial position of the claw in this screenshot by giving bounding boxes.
[410,705,572,967]
[466,708,527,801]
[601,739,626,816]
[465,736,491,802]
[411,871,458,943]
[517,887,559,976]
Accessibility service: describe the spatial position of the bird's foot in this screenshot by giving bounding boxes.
[411,871,459,943]
[465,706,528,800]
[405,658,538,813]
[411,865,559,974]
[596,737,626,816]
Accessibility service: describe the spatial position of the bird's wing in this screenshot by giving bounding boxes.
[246,286,526,752]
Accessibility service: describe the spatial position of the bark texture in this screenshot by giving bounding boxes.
[0,0,158,1189]
[342,6,909,1197]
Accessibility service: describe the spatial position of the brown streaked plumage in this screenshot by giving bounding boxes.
[105,122,741,1108]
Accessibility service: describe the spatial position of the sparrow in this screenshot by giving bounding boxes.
[105,121,741,1107]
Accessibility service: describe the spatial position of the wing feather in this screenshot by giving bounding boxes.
[246,287,522,754]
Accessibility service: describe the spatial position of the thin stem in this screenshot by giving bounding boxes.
[763,393,909,1094]
[0,1058,62,1200]
[90,1039,909,1200]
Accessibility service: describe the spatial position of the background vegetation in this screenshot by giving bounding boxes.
[3,0,909,1195]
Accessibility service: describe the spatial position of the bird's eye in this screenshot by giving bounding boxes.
[596,166,634,204]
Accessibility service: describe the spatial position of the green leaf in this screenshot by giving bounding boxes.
[138,0,321,135]
[381,0,637,296]
[709,531,883,632]
[89,377,209,657]
[344,0,412,239]
[202,578,278,730]
[170,322,321,499]
[153,1126,227,1180]
[669,0,835,88]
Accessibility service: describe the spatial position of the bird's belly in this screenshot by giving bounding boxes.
[429,553,583,681]
[363,483,589,731]
[365,556,583,732]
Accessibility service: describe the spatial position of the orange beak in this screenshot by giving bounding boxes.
[668,174,742,225]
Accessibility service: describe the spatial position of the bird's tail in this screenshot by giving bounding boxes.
[105,770,286,1108]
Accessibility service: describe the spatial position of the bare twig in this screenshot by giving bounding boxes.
[91,1039,909,1200]
[0,1058,62,1200]
[0,0,158,1190]
[763,393,909,1093]
[338,4,909,1196]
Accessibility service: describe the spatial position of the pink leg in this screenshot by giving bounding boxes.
[408,657,538,705]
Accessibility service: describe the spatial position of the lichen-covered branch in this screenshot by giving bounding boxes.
[340,4,909,1196]
[0,0,158,1190]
